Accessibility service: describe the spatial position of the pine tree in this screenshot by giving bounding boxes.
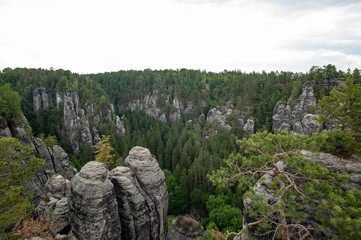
[209,131,361,239]
[94,135,115,168]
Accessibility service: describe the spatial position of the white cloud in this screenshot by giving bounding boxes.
[0,0,360,73]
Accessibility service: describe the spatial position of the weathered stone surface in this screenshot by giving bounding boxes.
[69,161,121,240]
[206,102,253,134]
[243,119,254,136]
[168,216,204,240]
[301,114,323,135]
[110,167,151,240]
[33,87,51,113]
[170,97,183,122]
[34,174,71,234]
[302,150,361,191]
[124,146,168,240]
[122,91,167,123]
[52,145,77,180]
[0,115,12,138]
[63,90,96,155]
[34,137,56,177]
[320,78,344,91]
[115,115,126,135]
[272,81,322,135]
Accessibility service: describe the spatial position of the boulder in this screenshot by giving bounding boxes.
[168,216,204,240]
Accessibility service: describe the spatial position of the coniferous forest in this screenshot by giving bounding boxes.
[1,65,361,239]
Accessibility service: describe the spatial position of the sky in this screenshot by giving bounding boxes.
[0,0,360,74]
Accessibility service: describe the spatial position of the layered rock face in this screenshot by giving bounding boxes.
[68,147,168,240]
[121,91,167,123]
[119,91,194,123]
[63,91,99,155]
[110,167,151,240]
[206,102,254,135]
[0,114,76,205]
[34,174,71,234]
[33,87,51,113]
[69,161,121,240]
[168,216,204,240]
[272,81,322,135]
[124,146,168,240]
[302,150,361,191]
[32,87,126,156]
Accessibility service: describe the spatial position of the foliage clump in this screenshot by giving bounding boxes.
[0,137,44,235]
[210,131,361,239]
[94,135,116,168]
[14,216,55,240]
[0,83,21,121]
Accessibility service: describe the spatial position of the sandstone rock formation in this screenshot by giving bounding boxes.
[66,147,168,240]
[110,166,151,240]
[121,91,167,123]
[302,150,361,191]
[124,146,168,240]
[69,161,121,240]
[206,102,253,134]
[168,216,204,240]
[0,114,76,205]
[34,174,71,234]
[63,90,98,155]
[33,87,51,113]
[272,81,322,135]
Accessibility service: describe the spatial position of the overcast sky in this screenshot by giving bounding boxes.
[0,0,360,73]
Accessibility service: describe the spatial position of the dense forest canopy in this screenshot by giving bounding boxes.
[0,65,360,239]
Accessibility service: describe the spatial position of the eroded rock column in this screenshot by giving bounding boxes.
[69,161,121,240]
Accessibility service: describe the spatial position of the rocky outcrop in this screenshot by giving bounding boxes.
[33,87,51,113]
[119,92,193,123]
[302,150,361,191]
[320,78,345,91]
[124,146,168,240]
[243,119,255,136]
[272,81,322,135]
[69,161,121,240]
[110,167,151,240]
[168,216,204,240]
[34,174,71,234]
[67,147,168,240]
[115,115,126,135]
[63,90,98,155]
[122,91,167,123]
[0,114,75,205]
[206,102,253,134]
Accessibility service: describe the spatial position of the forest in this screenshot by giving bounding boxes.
[0,65,361,239]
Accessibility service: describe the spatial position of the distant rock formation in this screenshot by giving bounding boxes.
[206,101,254,135]
[33,87,52,113]
[272,81,322,135]
[168,216,204,240]
[32,87,126,156]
